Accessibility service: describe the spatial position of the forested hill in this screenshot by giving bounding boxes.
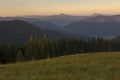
[0,20,65,43]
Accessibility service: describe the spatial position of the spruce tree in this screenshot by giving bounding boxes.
[16,51,24,62]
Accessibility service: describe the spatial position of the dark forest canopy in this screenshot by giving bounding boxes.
[0,34,120,64]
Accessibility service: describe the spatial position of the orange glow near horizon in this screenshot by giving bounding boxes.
[0,0,120,16]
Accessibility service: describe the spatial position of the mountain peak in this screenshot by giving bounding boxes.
[59,13,68,16]
[91,13,108,17]
[80,15,113,23]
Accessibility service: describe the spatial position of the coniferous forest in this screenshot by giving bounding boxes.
[0,34,120,64]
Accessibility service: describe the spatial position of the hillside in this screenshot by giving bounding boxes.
[0,20,65,43]
[63,15,120,38]
[0,52,120,80]
[0,17,62,31]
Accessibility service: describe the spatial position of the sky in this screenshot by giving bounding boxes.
[0,0,120,16]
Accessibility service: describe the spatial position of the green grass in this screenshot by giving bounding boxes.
[0,52,120,80]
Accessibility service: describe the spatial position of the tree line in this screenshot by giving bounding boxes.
[0,34,120,64]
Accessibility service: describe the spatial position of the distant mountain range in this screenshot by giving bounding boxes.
[22,14,86,26]
[0,16,88,38]
[63,15,120,38]
[0,14,120,39]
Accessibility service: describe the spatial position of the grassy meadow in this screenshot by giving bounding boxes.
[0,52,120,80]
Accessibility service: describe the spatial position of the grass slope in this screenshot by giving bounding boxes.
[0,52,120,80]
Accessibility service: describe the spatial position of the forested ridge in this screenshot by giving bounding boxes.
[0,34,120,64]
